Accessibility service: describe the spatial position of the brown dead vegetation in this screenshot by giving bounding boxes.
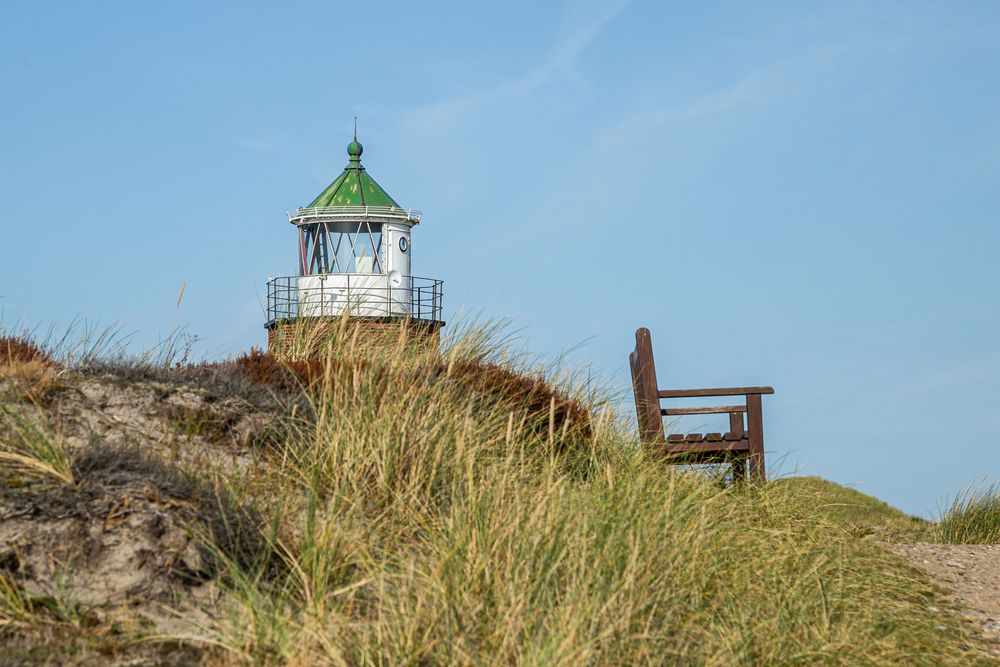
[0,336,58,403]
[0,336,52,367]
[227,348,592,448]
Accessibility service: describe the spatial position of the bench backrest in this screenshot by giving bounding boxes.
[629,327,665,442]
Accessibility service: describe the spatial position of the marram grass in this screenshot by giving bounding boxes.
[0,405,74,486]
[938,482,1000,545]
[173,321,993,666]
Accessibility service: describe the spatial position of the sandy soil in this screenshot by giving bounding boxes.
[0,368,289,662]
[890,543,1000,656]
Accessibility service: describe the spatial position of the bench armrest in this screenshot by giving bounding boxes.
[662,405,746,416]
[657,386,774,399]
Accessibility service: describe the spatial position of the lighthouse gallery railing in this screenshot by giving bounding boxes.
[265,275,444,327]
[287,205,422,223]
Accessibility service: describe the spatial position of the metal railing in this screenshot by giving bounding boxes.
[266,274,443,327]
[288,205,422,224]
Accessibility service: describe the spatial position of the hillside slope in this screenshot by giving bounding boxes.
[0,332,996,665]
[773,476,933,542]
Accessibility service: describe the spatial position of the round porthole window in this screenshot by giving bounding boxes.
[398,237,409,253]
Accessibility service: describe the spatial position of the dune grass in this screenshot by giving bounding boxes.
[0,338,73,485]
[162,323,993,665]
[937,483,1000,545]
[1,320,997,663]
[773,476,933,542]
[0,405,75,487]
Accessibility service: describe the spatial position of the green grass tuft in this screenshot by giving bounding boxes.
[0,405,74,486]
[938,482,1000,545]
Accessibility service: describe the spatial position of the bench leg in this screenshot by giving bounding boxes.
[747,395,766,482]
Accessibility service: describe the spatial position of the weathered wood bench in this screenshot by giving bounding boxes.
[629,327,773,482]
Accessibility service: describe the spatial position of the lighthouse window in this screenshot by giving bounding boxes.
[399,237,409,253]
[307,221,384,275]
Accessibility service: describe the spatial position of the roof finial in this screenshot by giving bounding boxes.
[347,119,363,163]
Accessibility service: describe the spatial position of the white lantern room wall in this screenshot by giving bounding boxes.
[382,222,411,278]
[295,216,414,318]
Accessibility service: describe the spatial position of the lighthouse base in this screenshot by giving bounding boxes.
[266,316,444,360]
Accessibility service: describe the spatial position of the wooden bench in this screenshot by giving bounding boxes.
[629,327,774,482]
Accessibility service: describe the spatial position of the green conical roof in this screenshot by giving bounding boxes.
[306,136,401,208]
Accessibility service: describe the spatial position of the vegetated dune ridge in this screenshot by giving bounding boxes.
[0,326,996,665]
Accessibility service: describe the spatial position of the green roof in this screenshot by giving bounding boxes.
[306,136,401,208]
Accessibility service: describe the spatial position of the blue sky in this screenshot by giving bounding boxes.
[2,1,998,516]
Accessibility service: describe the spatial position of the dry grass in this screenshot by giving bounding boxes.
[773,476,934,542]
[1,322,996,663]
[0,405,74,486]
[0,360,58,403]
[0,335,58,402]
[266,312,442,363]
[169,322,993,665]
[0,337,70,481]
[226,347,592,449]
[0,335,51,366]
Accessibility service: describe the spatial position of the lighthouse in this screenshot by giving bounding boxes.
[265,131,444,354]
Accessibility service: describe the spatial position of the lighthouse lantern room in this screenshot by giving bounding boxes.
[265,132,444,352]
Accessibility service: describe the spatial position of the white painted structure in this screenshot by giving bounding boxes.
[264,136,443,328]
[291,209,417,318]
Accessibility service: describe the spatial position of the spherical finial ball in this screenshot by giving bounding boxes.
[347,139,363,158]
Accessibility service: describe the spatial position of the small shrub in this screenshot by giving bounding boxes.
[230,348,323,391]
[0,336,52,367]
[938,482,1000,544]
[0,336,57,402]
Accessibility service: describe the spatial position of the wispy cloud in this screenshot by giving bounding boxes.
[580,20,943,167]
[584,73,765,162]
[404,0,632,133]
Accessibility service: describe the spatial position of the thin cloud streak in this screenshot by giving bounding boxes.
[580,23,950,167]
[404,0,632,133]
[584,73,765,163]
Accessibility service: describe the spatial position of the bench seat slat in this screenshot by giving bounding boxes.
[655,440,751,456]
[661,433,748,452]
[666,432,746,442]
